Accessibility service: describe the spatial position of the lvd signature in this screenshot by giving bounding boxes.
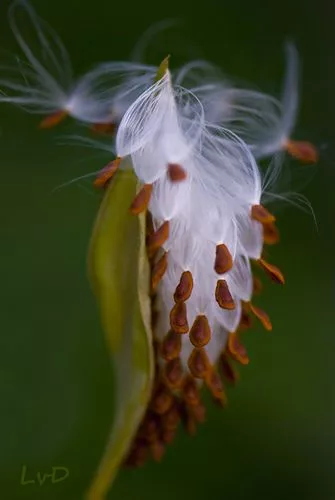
[20,465,69,486]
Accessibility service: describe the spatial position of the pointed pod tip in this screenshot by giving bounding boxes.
[155,55,171,81]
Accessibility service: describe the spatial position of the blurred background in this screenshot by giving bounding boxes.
[0,0,334,498]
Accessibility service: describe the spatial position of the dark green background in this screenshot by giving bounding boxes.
[0,0,334,498]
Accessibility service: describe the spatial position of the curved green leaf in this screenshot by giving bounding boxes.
[86,168,154,500]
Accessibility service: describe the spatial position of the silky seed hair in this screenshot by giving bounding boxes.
[0,2,317,465]
[94,61,289,465]
[174,44,318,163]
[0,0,158,127]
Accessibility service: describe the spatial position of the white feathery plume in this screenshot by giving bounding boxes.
[114,64,275,380]
[0,0,157,127]
[174,44,318,163]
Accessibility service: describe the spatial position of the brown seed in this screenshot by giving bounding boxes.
[151,252,168,291]
[174,271,193,302]
[151,385,174,415]
[285,139,319,164]
[161,428,177,444]
[39,110,68,129]
[164,358,183,388]
[251,204,275,224]
[182,405,199,435]
[188,348,210,378]
[185,414,197,436]
[93,157,121,188]
[146,221,169,255]
[146,212,154,237]
[252,276,263,295]
[151,371,161,395]
[188,402,206,423]
[189,315,211,348]
[91,122,116,135]
[263,222,280,245]
[139,415,159,443]
[258,258,285,285]
[214,244,233,274]
[167,163,187,182]
[170,301,189,334]
[182,376,200,406]
[215,280,235,309]
[124,442,149,468]
[227,332,249,365]
[161,330,182,360]
[219,352,240,385]
[205,370,227,406]
[239,308,253,331]
[161,404,180,430]
[130,184,153,215]
[249,303,272,331]
[150,440,165,462]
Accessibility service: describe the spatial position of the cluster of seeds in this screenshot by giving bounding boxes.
[94,154,284,466]
[0,0,318,469]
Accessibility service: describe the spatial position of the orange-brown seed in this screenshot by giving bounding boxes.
[188,348,210,378]
[129,184,153,215]
[182,376,201,406]
[252,276,263,295]
[263,222,280,245]
[161,330,182,360]
[227,332,249,365]
[124,442,149,468]
[285,140,319,164]
[174,271,193,302]
[188,402,206,423]
[214,244,233,274]
[167,163,187,182]
[145,212,154,238]
[39,110,68,129]
[162,428,177,444]
[91,122,116,135]
[161,405,181,431]
[215,279,236,309]
[170,301,189,334]
[164,358,183,388]
[93,157,121,188]
[251,204,275,224]
[249,303,272,331]
[150,440,165,462]
[205,369,227,406]
[258,258,285,284]
[138,415,159,443]
[189,315,211,348]
[151,385,174,415]
[146,221,169,255]
[219,352,240,385]
[239,308,253,331]
[185,414,197,436]
[151,252,168,291]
